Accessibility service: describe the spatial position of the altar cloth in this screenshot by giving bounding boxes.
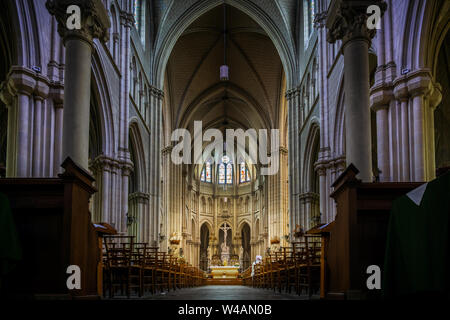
[210,266,239,279]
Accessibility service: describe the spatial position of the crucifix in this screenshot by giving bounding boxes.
[220,222,232,245]
[220,222,232,264]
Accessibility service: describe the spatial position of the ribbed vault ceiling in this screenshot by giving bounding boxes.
[164,4,285,133]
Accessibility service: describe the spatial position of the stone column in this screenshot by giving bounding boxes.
[370,86,393,181]
[4,68,37,177]
[316,163,327,222]
[286,89,298,241]
[428,83,442,176]
[50,85,65,176]
[161,145,173,251]
[46,0,110,170]
[33,78,50,176]
[0,82,14,177]
[148,87,164,247]
[393,80,410,181]
[407,71,432,181]
[121,161,133,233]
[127,192,150,242]
[325,0,386,182]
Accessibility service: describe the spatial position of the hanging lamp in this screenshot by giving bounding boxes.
[220,3,229,81]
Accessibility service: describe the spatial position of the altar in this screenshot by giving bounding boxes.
[210,266,240,279]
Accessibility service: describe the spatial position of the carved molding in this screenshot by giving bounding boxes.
[325,0,386,45]
[46,0,110,44]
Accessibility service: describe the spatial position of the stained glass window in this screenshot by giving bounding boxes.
[226,163,233,184]
[200,167,206,181]
[133,0,146,44]
[218,163,226,184]
[240,163,246,183]
[218,155,232,184]
[201,162,212,183]
[304,0,315,46]
[205,162,211,182]
[134,0,140,29]
[239,162,251,183]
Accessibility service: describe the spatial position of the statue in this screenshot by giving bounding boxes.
[207,246,211,268]
[221,241,229,265]
[239,246,244,266]
[251,255,263,277]
[293,224,304,238]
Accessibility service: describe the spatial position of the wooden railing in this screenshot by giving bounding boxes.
[102,235,205,298]
[241,235,321,297]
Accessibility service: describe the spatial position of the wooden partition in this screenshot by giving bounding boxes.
[325,164,422,299]
[0,158,99,299]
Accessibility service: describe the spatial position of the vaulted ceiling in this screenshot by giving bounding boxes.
[164,4,286,135]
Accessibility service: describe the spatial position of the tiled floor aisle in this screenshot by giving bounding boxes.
[140,285,311,300]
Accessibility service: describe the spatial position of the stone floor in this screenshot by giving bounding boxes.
[108,285,316,300]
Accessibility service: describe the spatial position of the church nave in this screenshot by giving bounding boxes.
[0,0,449,303]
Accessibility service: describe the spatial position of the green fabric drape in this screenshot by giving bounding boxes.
[383,172,450,298]
[0,192,22,276]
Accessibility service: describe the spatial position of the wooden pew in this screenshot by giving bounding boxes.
[0,157,99,299]
[326,164,422,299]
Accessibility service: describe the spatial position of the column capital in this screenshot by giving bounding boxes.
[285,87,300,99]
[0,81,13,105]
[121,160,134,176]
[119,10,134,28]
[6,66,36,96]
[325,0,386,45]
[314,162,328,176]
[429,83,442,110]
[46,0,110,45]
[370,84,393,111]
[162,145,173,155]
[149,86,164,99]
[34,76,50,101]
[129,192,150,203]
[89,154,115,171]
[406,70,433,98]
[112,32,120,42]
[393,78,409,102]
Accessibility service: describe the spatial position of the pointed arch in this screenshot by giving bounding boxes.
[129,119,147,192]
[154,0,296,90]
[303,120,320,192]
[398,1,450,73]
[91,48,115,157]
[333,75,346,158]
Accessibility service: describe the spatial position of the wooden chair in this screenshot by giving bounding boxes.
[296,236,321,297]
[154,252,170,292]
[253,263,263,288]
[277,247,295,293]
[292,241,307,295]
[103,235,142,298]
[142,246,159,295]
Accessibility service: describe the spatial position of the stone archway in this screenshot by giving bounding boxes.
[153,0,296,91]
[434,31,450,172]
[200,223,210,271]
[240,222,251,270]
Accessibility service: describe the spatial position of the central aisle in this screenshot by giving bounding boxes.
[144,285,310,300]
